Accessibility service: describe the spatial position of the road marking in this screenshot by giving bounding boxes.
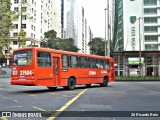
[0,95,21,103]
[62,95,75,98]
[29,94,36,97]
[49,93,59,95]
[32,106,47,111]
[0,116,7,120]
[47,89,88,120]
[4,106,23,109]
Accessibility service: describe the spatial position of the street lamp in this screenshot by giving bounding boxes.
[138,17,143,76]
[104,0,110,57]
[104,8,107,57]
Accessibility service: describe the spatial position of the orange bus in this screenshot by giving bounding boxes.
[11,47,115,90]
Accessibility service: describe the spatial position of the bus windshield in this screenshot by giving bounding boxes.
[13,50,32,66]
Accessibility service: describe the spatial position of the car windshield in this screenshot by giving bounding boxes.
[13,50,32,66]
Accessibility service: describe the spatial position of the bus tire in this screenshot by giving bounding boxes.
[100,77,108,87]
[47,87,57,90]
[66,78,76,90]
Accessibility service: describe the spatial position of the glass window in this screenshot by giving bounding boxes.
[14,0,19,3]
[145,44,158,51]
[14,24,18,29]
[14,7,18,12]
[145,35,158,42]
[96,59,103,68]
[22,7,27,12]
[144,0,157,6]
[37,52,51,67]
[144,17,157,23]
[13,33,18,37]
[103,60,110,69]
[89,58,95,68]
[62,55,69,68]
[70,56,78,68]
[144,26,157,33]
[80,57,88,68]
[22,15,27,20]
[22,0,27,3]
[144,8,157,15]
[22,24,26,29]
[13,50,32,66]
[13,41,18,45]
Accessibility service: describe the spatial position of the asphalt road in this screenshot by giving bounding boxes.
[0,78,160,120]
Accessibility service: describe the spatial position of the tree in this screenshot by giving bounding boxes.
[55,38,79,52]
[40,29,57,48]
[0,0,13,57]
[88,37,114,56]
[88,37,105,56]
[18,29,27,47]
[41,30,79,52]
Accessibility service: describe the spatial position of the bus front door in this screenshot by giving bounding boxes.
[53,57,59,86]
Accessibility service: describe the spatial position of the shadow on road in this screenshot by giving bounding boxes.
[10,84,113,94]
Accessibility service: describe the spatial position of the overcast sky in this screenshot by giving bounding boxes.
[82,0,108,38]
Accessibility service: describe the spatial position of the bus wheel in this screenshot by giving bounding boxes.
[86,84,91,87]
[47,87,57,90]
[66,78,76,90]
[100,77,108,87]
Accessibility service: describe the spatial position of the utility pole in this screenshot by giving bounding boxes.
[107,0,110,57]
[138,17,143,76]
[104,8,107,57]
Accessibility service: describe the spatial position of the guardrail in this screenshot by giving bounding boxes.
[116,76,160,81]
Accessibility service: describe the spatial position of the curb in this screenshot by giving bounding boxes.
[116,80,160,82]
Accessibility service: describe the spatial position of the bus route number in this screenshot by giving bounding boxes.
[20,70,32,75]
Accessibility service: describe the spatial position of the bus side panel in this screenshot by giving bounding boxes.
[96,69,105,83]
[35,67,54,86]
[60,68,99,85]
[76,68,98,85]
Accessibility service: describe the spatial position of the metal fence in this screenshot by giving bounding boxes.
[113,51,160,81]
[0,67,11,78]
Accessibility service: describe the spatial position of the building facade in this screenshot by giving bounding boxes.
[113,0,160,76]
[114,0,160,51]
[61,0,93,54]
[10,0,61,49]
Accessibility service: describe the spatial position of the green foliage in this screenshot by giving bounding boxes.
[0,0,13,57]
[41,30,79,52]
[88,37,105,56]
[18,29,27,38]
[44,29,57,39]
[88,37,114,56]
[18,30,27,47]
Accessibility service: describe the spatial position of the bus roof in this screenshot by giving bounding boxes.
[13,47,113,60]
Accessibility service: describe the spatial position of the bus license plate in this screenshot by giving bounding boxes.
[19,76,25,80]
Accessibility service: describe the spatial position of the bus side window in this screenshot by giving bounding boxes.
[89,58,95,68]
[103,60,110,69]
[80,57,88,68]
[70,56,78,68]
[96,59,103,69]
[37,52,51,67]
[62,55,69,68]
